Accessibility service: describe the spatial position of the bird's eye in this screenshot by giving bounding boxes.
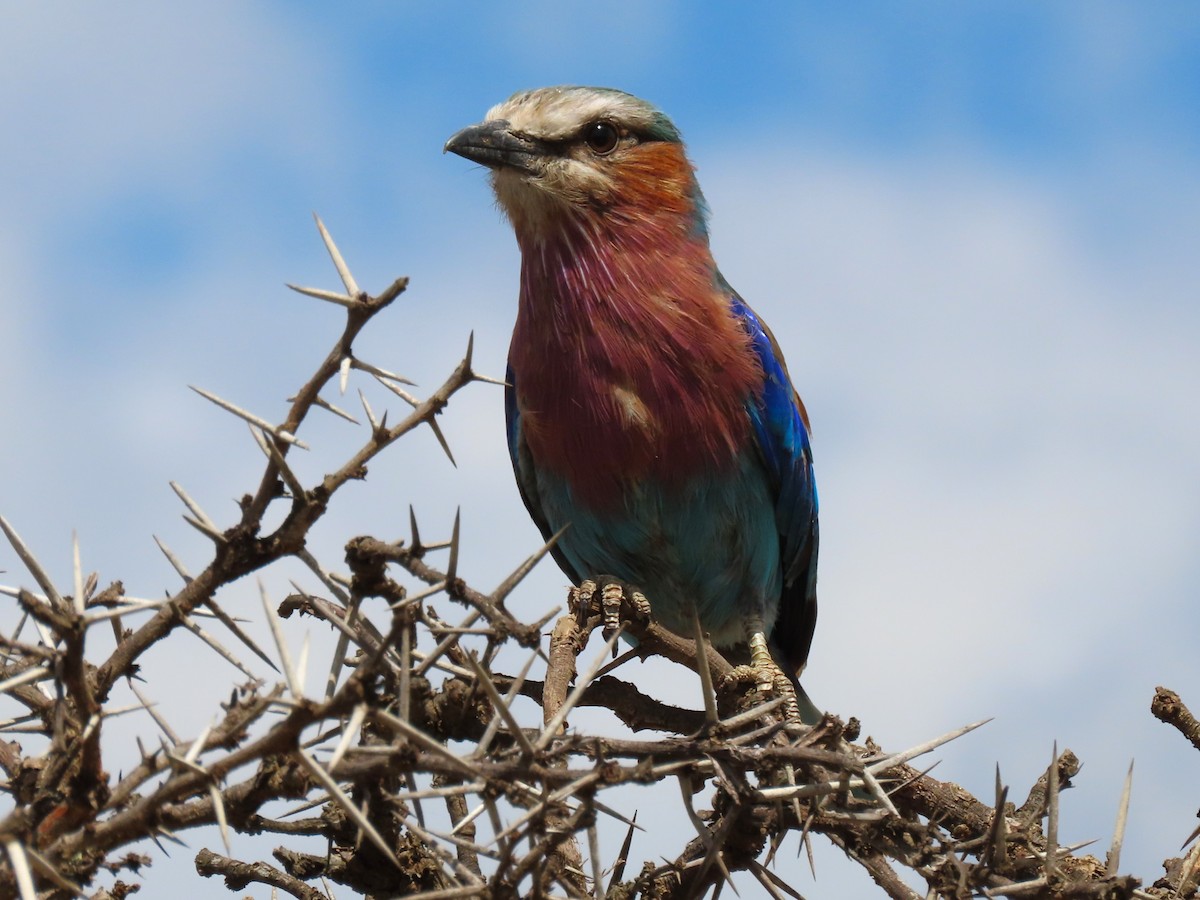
[582,121,620,155]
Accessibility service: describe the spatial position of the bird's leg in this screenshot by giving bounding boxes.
[739,615,802,723]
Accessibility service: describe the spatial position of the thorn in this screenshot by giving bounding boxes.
[71,532,84,617]
[529,605,563,632]
[0,514,65,611]
[374,373,420,408]
[352,358,414,386]
[489,524,567,607]
[414,608,482,680]
[169,481,220,532]
[464,331,475,370]
[130,683,180,745]
[296,632,311,694]
[339,355,352,395]
[588,823,604,900]
[285,282,357,308]
[327,704,367,773]
[859,768,899,817]
[358,389,379,431]
[259,580,301,698]
[312,213,360,298]
[189,386,310,450]
[446,509,461,582]
[390,580,445,609]
[247,426,306,502]
[180,615,257,679]
[208,784,232,854]
[426,417,457,467]
[183,722,214,766]
[0,667,51,697]
[291,393,359,424]
[748,859,800,900]
[690,610,719,728]
[153,536,193,583]
[4,839,37,900]
[182,515,227,545]
[606,812,638,894]
[21,847,81,895]
[378,710,476,779]
[409,506,422,553]
[476,651,538,756]
[1106,760,1134,876]
[985,765,1009,869]
[464,652,537,758]
[865,718,992,775]
[799,804,818,878]
[471,370,508,387]
[296,749,401,869]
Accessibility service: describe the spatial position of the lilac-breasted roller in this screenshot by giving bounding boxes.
[446,86,819,720]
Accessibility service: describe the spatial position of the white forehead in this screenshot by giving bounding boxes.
[485,87,659,141]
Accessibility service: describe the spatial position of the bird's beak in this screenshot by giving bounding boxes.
[444,120,547,174]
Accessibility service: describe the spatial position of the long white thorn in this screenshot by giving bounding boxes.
[297,393,360,424]
[153,535,192,583]
[296,749,400,868]
[0,667,51,696]
[865,718,992,774]
[327,704,367,773]
[209,783,232,854]
[183,721,214,766]
[353,358,414,386]
[259,580,301,697]
[312,214,360,297]
[169,481,220,533]
[0,514,65,611]
[285,282,357,308]
[4,840,36,900]
[130,683,180,744]
[690,610,719,727]
[189,386,309,450]
[1106,760,1134,876]
[465,652,536,757]
[71,531,85,616]
[248,425,305,500]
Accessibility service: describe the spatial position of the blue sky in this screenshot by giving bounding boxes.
[3,3,1199,896]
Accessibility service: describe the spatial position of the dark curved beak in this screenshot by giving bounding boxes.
[444,120,547,174]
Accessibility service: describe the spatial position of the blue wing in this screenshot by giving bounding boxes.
[730,294,820,674]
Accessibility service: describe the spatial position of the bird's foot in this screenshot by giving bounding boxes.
[569,576,650,642]
[720,623,803,724]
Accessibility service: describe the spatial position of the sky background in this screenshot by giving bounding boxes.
[2,3,1199,897]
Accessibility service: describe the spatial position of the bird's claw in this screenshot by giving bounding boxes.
[570,579,598,621]
[569,576,651,645]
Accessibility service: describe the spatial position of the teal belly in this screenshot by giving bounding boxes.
[534,450,781,646]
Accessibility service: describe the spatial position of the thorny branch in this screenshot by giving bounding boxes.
[0,220,1196,900]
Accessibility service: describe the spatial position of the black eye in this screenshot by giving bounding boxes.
[582,121,620,155]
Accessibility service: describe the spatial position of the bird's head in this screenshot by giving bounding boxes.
[445,86,707,243]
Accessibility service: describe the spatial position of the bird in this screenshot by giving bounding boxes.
[445,86,820,722]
